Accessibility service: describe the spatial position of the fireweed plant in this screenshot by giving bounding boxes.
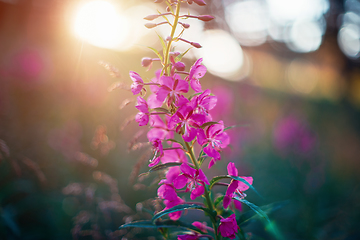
[119,1,272,239]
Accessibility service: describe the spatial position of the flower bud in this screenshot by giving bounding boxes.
[179,22,190,29]
[154,0,163,3]
[193,0,206,6]
[169,51,180,57]
[191,42,202,48]
[174,62,186,71]
[187,0,193,4]
[145,23,157,29]
[141,57,152,67]
[144,14,159,21]
[166,36,172,41]
[197,15,214,21]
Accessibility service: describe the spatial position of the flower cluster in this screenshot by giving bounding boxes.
[119,1,259,240]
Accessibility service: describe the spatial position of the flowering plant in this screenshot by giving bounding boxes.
[119,1,271,239]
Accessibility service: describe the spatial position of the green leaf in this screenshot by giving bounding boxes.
[147,46,163,62]
[236,198,270,223]
[176,48,192,62]
[214,195,224,208]
[209,175,261,197]
[119,219,204,233]
[119,220,156,229]
[200,121,219,129]
[152,204,214,222]
[152,107,171,114]
[149,162,182,173]
[224,124,250,132]
[238,201,289,225]
[138,162,183,178]
[156,32,167,56]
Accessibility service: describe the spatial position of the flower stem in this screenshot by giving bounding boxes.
[163,1,181,76]
[183,139,220,240]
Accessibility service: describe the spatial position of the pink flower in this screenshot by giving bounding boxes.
[190,89,217,121]
[135,96,149,126]
[197,121,230,168]
[223,162,253,210]
[156,74,189,106]
[169,104,206,142]
[218,214,239,239]
[177,232,200,240]
[161,143,187,164]
[164,196,185,220]
[129,71,144,95]
[187,58,207,92]
[157,167,184,220]
[173,163,210,200]
[147,136,164,167]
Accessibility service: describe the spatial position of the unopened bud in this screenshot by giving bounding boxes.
[169,51,180,57]
[193,0,206,6]
[166,36,172,41]
[141,57,152,67]
[144,14,159,21]
[174,62,186,71]
[179,22,190,28]
[154,0,163,3]
[197,15,214,21]
[191,42,202,48]
[187,0,193,4]
[145,23,157,29]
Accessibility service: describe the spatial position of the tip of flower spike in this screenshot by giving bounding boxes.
[145,22,157,29]
[197,15,214,21]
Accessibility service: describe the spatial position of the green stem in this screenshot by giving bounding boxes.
[164,1,181,75]
[183,139,220,240]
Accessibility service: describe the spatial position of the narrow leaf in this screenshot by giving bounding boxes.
[119,219,204,233]
[156,32,167,56]
[147,46,163,62]
[152,107,171,114]
[236,198,270,223]
[176,48,192,62]
[224,124,250,132]
[238,201,289,225]
[214,195,224,208]
[138,162,182,178]
[200,121,219,129]
[209,175,261,197]
[152,204,214,222]
[119,220,156,229]
[149,162,182,172]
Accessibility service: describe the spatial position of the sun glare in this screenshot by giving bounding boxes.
[73,0,129,49]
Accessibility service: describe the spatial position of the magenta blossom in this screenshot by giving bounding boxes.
[218,214,239,239]
[129,71,144,95]
[177,232,200,240]
[157,167,184,220]
[148,115,174,141]
[186,58,207,92]
[161,143,187,164]
[148,138,164,167]
[156,74,189,106]
[173,163,210,200]
[135,96,149,126]
[223,162,253,210]
[169,104,206,142]
[190,89,217,121]
[197,121,230,168]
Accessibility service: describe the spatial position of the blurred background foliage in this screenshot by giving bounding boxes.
[0,0,360,239]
